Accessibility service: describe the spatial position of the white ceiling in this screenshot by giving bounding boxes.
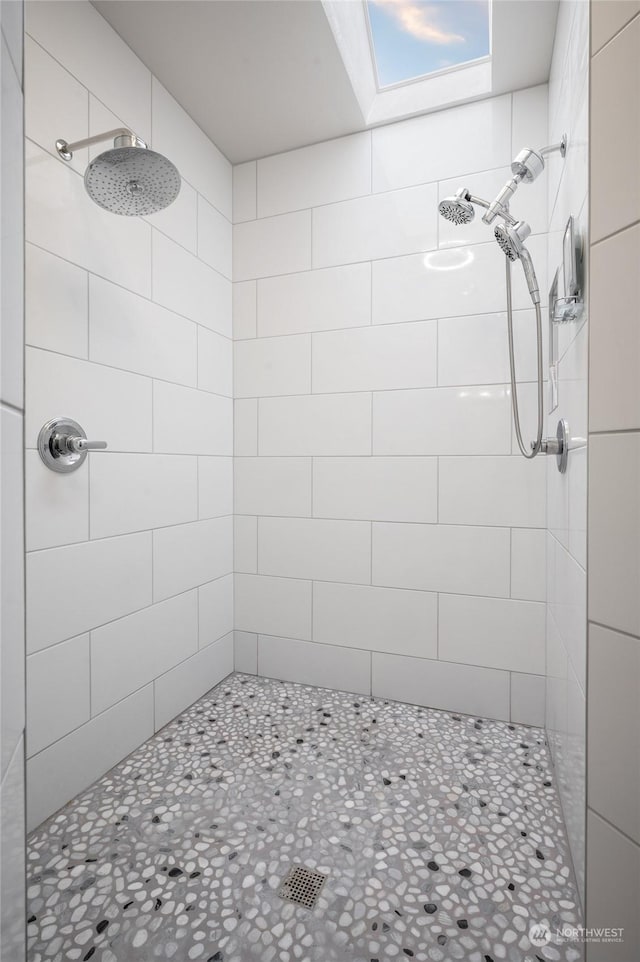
[93,0,559,165]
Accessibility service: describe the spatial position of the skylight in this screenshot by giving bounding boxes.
[366,0,491,89]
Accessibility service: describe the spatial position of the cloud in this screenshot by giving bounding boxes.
[372,0,466,45]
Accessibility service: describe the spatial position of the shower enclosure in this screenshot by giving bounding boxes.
[1,0,639,960]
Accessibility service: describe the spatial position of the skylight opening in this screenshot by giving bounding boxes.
[365,0,492,91]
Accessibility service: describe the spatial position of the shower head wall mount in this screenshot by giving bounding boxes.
[482,134,567,225]
[56,127,181,216]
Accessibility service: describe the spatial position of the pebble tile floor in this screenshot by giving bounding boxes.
[27,673,582,962]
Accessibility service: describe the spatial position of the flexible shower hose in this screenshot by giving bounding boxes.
[505,257,544,458]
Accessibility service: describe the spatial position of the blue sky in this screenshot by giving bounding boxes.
[367,0,491,88]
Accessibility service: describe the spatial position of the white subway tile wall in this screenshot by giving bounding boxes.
[586,3,640,953]
[24,1,233,829]
[1,5,26,955]
[233,85,550,728]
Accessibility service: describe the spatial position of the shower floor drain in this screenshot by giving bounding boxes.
[278,865,327,909]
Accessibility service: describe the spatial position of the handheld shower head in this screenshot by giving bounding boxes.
[494,221,540,304]
[56,129,181,216]
[438,188,475,225]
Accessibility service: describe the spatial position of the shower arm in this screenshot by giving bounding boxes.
[56,128,146,162]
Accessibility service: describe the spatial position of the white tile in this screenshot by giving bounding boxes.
[511,85,548,163]
[372,94,511,191]
[154,632,234,729]
[234,398,258,456]
[153,516,233,602]
[234,334,311,398]
[313,457,437,523]
[312,184,438,268]
[258,517,371,584]
[233,161,256,224]
[89,274,197,386]
[313,582,437,659]
[373,386,511,455]
[27,533,152,653]
[257,263,371,337]
[372,235,547,323]
[27,686,154,831]
[372,523,510,597]
[312,321,437,393]
[25,35,88,174]
[590,224,640,431]
[234,631,257,674]
[510,673,545,728]
[25,244,88,358]
[198,327,233,397]
[372,652,510,721]
[145,178,197,253]
[257,131,371,217]
[235,516,258,573]
[26,0,151,141]
[439,593,546,674]
[26,347,152,452]
[91,592,198,716]
[0,736,25,962]
[511,528,546,601]
[438,456,546,527]
[591,17,640,241]
[0,408,24,778]
[0,35,23,412]
[591,0,640,52]
[233,281,257,339]
[437,308,541,386]
[199,575,234,648]
[153,381,232,455]
[589,433,640,638]
[259,393,371,456]
[258,635,370,696]
[25,449,88,551]
[235,573,311,639]
[26,141,152,297]
[586,811,640,962]
[27,635,91,757]
[198,456,233,519]
[233,211,311,281]
[152,230,231,336]
[235,457,311,517]
[548,536,587,690]
[197,196,232,279]
[90,453,197,538]
[152,78,231,218]
[589,623,640,845]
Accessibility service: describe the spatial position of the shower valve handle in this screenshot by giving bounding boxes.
[66,436,107,453]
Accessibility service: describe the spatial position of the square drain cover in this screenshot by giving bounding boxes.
[278,865,327,909]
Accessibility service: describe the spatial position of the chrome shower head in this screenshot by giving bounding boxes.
[438,188,475,225]
[56,129,181,216]
[494,220,531,261]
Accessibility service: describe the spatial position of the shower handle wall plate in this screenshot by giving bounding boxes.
[535,418,569,473]
[38,417,107,473]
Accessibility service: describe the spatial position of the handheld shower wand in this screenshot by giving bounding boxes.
[437,136,566,461]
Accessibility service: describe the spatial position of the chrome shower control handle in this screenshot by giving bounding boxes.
[532,419,569,474]
[66,436,107,453]
[38,417,108,473]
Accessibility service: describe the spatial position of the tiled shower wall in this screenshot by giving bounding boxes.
[232,86,550,725]
[0,0,26,956]
[24,0,233,830]
[545,0,589,904]
[586,1,640,958]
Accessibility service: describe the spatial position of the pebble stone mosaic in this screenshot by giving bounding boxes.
[27,672,582,962]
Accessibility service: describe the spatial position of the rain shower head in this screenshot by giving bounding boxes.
[438,188,475,225]
[56,129,181,216]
